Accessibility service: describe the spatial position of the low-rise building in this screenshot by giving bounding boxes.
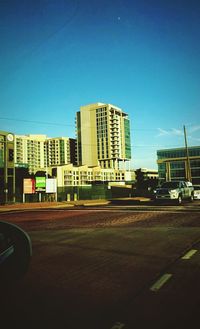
[157,146,200,184]
[135,168,158,180]
[135,168,158,192]
[51,164,132,187]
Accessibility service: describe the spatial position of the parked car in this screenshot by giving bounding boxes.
[154,180,194,204]
[193,185,200,200]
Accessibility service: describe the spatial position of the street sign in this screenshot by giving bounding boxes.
[23,179,35,194]
[35,177,46,192]
[46,178,57,193]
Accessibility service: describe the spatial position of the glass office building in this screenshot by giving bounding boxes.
[157,146,200,184]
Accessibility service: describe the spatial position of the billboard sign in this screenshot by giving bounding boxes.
[23,179,35,194]
[35,177,46,192]
[46,178,57,193]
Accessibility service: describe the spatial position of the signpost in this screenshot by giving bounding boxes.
[23,179,35,194]
[23,177,57,203]
[23,179,35,202]
[46,178,57,193]
[35,177,46,192]
[35,177,46,202]
[46,178,57,201]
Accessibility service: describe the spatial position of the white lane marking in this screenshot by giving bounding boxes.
[110,322,125,329]
[150,273,172,292]
[181,249,198,260]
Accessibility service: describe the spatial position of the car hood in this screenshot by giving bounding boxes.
[156,188,175,192]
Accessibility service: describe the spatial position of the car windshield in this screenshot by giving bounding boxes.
[161,182,179,189]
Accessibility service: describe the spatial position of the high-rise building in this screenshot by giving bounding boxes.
[45,137,76,167]
[15,134,46,174]
[76,103,131,169]
[15,134,76,174]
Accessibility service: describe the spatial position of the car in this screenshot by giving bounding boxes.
[154,180,194,204]
[0,221,32,281]
[193,185,200,200]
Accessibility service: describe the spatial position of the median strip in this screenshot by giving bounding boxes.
[150,273,172,292]
[83,202,109,206]
[181,249,198,260]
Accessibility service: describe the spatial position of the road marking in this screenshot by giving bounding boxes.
[150,273,172,292]
[181,249,198,260]
[110,322,125,329]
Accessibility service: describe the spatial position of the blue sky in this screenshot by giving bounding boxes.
[0,0,200,169]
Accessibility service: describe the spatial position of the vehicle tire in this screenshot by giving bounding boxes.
[177,195,182,205]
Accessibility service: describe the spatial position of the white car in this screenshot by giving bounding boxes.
[194,185,200,200]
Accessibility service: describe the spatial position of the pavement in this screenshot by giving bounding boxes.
[0,197,151,212]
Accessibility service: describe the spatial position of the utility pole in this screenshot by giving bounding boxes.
[183,125,192,182]
[0,132,15,204]
[4,136,8,204]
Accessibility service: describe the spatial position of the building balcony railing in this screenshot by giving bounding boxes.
[110,126,119,130]
[111,146,120,150]
[111,138,120,142]
[110,121,119,125]
[111,154,120,158]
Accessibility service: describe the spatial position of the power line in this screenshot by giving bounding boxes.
[1,116,195,133]
[0,116,160,132]
[0,117,74,127]
[0,117,198,151]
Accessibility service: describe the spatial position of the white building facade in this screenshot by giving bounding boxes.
[15,134,46,173]
[15,134,76,174]
[52,164,133,188]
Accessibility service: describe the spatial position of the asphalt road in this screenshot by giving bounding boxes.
[1,201,200,329]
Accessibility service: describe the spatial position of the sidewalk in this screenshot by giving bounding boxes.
[0,199,110,212]
[0,197,151,212]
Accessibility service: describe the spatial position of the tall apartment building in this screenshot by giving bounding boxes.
[45,137,76,167]
[15,134,76,174]
[76,103,131,169]
[15,135,47,174]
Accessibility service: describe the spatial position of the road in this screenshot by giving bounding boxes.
[1,201,200,329]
